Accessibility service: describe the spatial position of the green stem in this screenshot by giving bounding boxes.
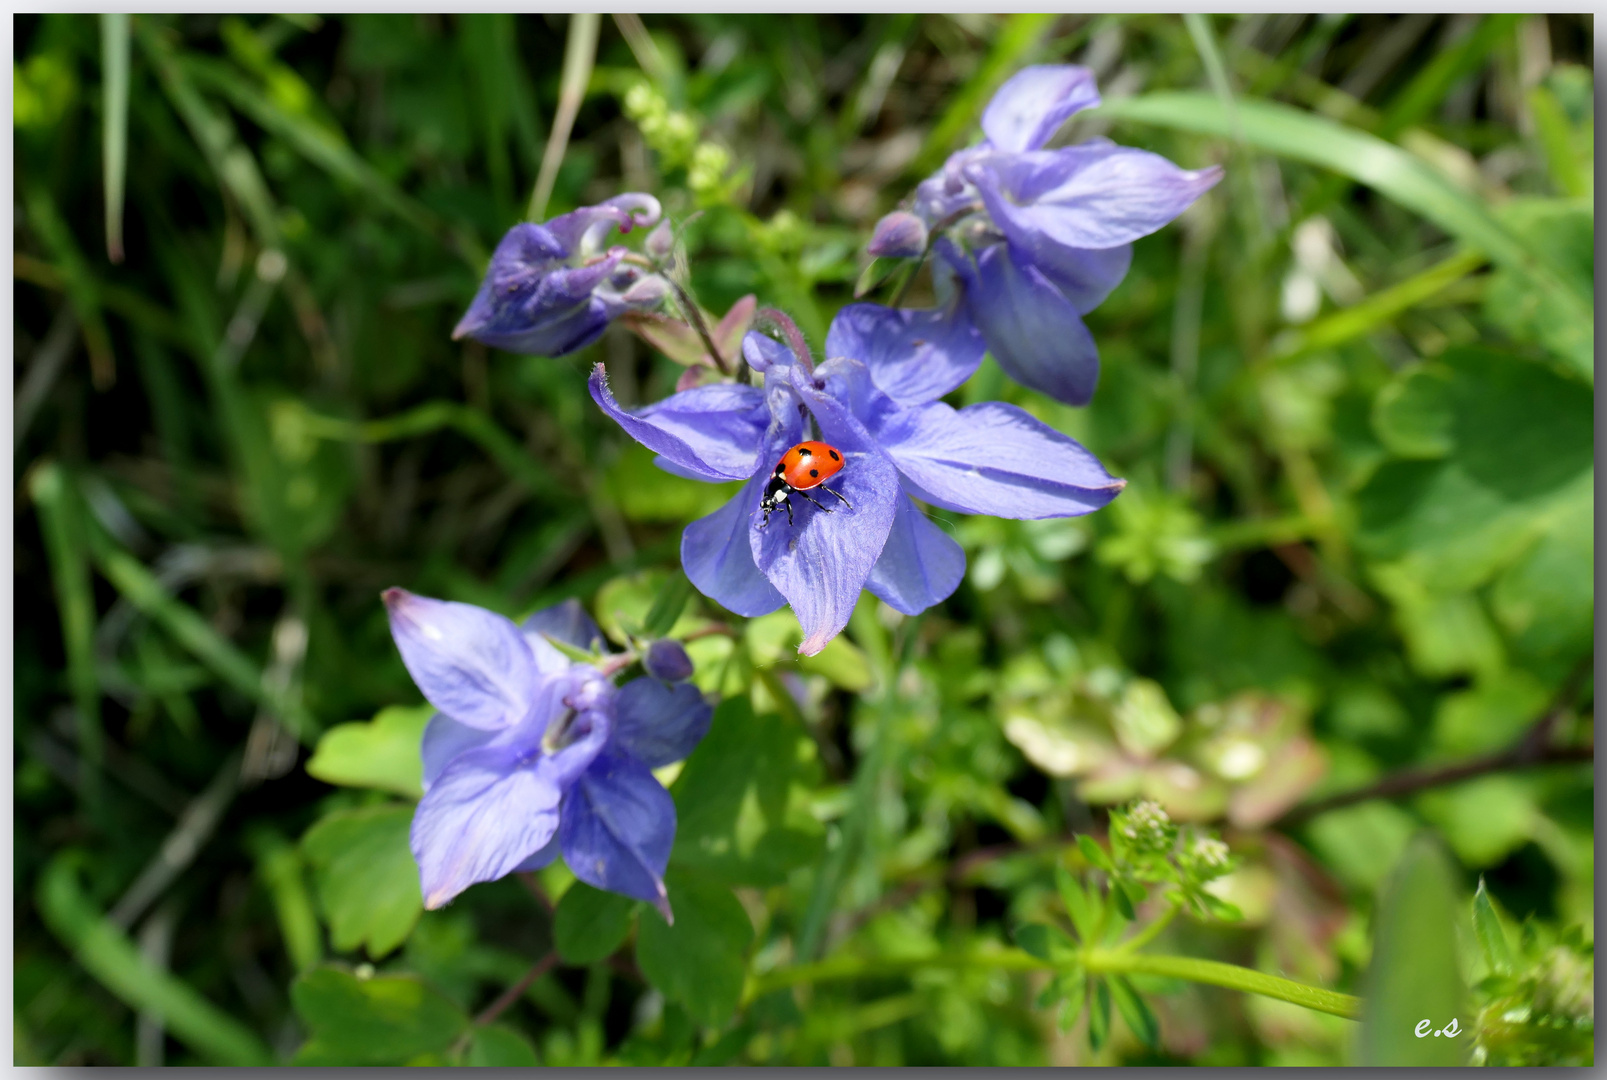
[1085,951,1360,1020]
[747,947,1361,1021]
[1115,899,1181,954]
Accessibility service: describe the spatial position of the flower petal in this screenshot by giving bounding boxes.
[642,640,695,682]
[683,476,787,618]
[867,210,928,258]
[875,399,1125,518]
[559,748,675,918]
[612,677,713,768]
[742,330,795,373]
[974,144,1222,251]
[981,64,1101,153]
[749,362,901,656]
[825,301,985,406]
[410,746,562,909]
[383,590,538,731]
[589,364,767,482]
[865,494,967,615]
[1017,240,1133,314]
[523,598,606,656]
[514,835,562,872]
[420,712,499,793]
[950,241,1101,406]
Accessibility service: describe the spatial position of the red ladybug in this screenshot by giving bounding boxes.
[759,440,852,527]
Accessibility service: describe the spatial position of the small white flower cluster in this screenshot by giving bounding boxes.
[1191,837,1230,871]
[1121,798,1173,852]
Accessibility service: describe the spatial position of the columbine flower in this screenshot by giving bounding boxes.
[453,194,668,357]
[870,65,1222,405]
[589,303,1124,655]
[384,590,712,918]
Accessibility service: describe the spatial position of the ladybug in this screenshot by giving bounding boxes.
[759,441,852,527]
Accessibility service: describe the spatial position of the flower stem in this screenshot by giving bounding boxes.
[662,274,731,376]
[746,947,1360,1021]
[1115,898,1181,954]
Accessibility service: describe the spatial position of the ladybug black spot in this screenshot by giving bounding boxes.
[829,450,840,461]
[798,446,812,457]
[809,468,819,478]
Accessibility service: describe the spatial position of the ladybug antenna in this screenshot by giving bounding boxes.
[755,307,815,377]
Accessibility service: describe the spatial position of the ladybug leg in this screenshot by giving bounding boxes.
[796,490,833,514]
[784,499,794,527]
[822,485,852,509]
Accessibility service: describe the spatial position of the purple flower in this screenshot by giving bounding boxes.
[589,304,1125,655]
[871,65,1222,406]
[453,194,668,357]
[384,589,712,919]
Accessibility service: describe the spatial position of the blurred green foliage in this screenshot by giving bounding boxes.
[15,13,1592,1066]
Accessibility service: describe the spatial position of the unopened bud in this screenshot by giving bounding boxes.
[867,210,928,258]
[644,639,694,682]
[645,219,675,261]
[620,274,671,308]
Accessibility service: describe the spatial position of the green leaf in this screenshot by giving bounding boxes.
[1111,880,1136,922]
[1472,878,1516,976]
[1371,363,1455,459]
[1087,977,1111,1052]
[1417,775,1536,868]
[1356,833,1469,1065]
[467,1024,540,1066]
[635,870,754,1028]
[290,965,468,1065]
[1077,834,1113,872]
[36,854,274,1065]
[596,569,699,644]
[301,804,423,958]
[669,697,824,886]
[305,703,433,798]
[1057,972,1087,1034]
[1056,865,1097,943]
[642,569,694,637]
[553,881,636,965]
[1014,922,1074,962]
[1109,975,1161,1051]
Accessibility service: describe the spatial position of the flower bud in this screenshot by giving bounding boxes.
[619,273,671,308]
[645,219,675,262]
[1119,798,1175,854]
[643,639,694,682]
[867,210,928,258]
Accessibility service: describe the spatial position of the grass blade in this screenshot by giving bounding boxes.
[22,185,116,388]
[28,461,104,807]
[1096,91,1594,373]
[911,13,1059,177]
[38,854,274,1065]
[529,12,600,221]
[100,13,131,263]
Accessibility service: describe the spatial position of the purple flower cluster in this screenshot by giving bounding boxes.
[870,65,1221,406]
[412,64,1219,906]
[453,194,669,357]
[384,589,710,918]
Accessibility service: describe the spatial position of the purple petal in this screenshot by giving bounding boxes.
[749,362,901,656]
[523,598,606,655]
[559,748,675,919]
[682,477,786,618]
[951,242,1101,406]
[867,210,928,258]
[742,330,795,373]
[875,400,1125,518]
[590,365,767,482]
[982,64,1101,153]
[383,590,537,731]
[612,677,713,768]
[825,301,985,406]
[420,712,499,793]
[514,834,562,872]
[457,255,624,357]
[410,746,562,909]
[865,494,967,615]
[1020,241,1134,314]
[540,705,613,790]
[974,144,1222,251]
[544,193,662,254]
